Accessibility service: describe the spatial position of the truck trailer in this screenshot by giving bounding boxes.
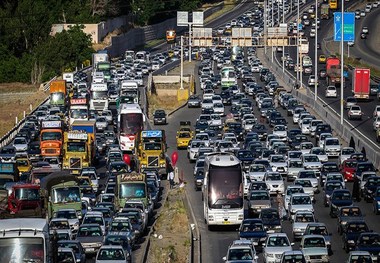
[352,68,370,99]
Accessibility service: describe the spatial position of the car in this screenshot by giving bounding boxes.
[54,208,81,232]
[362,176,380,202]
[292,211,316,241]
[319,55,326,63]
[76,223,104,255]
[325,86,337,98]
[307,75,318,87]
[323,180,344,207]
[346,251,374,263]
[95,245,128,263]
[280,250,306,263]
[348,105,363,120]
[263,233,293,263]
[57,247,77,263]
[300,235,329,263]
[188,95,201,108]
[12,137,28,152]
[264,172,285,195]
[283,185,304,211]
[153,109,167,125]
[344,97,357,109]
[238,219,267,251]
[58,240,86,263]
[248,190,272,217]
[361,33,367,39]
[304,223,332,255]
[342,220,370,253]
[329,189,353,218]
[223,239,259,262]
[362,26,369,34]
[339,147,356,165]
[260,208,282,233]
[348,41,355,47]
[288,193,314,221]
[355,232,380,260]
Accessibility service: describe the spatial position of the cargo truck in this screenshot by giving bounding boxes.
[62,72,74,84]
[49,80,67,110]
[321,4,329,19]
[40,171,82,219]
[0,218,51,263]
[352,68,370,99]
[69,98,89,125]
[115,172,148,210]
[40,120,64,158]
[326,57,341,86]
[7,183,42,217]
[90,83,108,112]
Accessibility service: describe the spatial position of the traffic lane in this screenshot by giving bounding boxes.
[349,7,380,68]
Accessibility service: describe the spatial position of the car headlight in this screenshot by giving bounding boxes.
[348,240,355,244]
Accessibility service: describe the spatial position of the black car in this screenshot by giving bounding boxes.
[337,206,364,234]
[194,168,204,191]
[259,208,282,233]
[362,176,380,202]
[355,232,380,259]
[153,109,167,125]
[329,189,353,218]
[238,218,267,251]
[342,220,370,253]
[188,95,201,108]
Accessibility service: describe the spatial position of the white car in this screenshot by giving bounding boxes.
[338,147,356,164]
[187,140,206,162]
[310,147,328,163]
[318,133,333,148]
[300,142,314,155]
[348,105,363,120]
[307,75,318,87]
[302,154,322,172]
[248,164,267,181]
[373,106,380,118]
[263,233,293,263]
[210,113,223,127]
[194,133,210,147]
[294,178,315,198]
[310,120,323,137]
[13,137,28,152]
[292,211,316,240]
[284,185,305,211]
[213,102,225,116]
[300,118,313,135]
[373,116,380,130]
[323,137,341,157]
[269,155,288,175]
[201,98,214,109]
[325,86,337,98]
[288,193,314,221]
[297,170,319,190]
[273,125,287,140]
[264,172,285,195]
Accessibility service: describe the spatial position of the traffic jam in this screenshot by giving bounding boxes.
[0,49,174,262]
[0,1,380,263]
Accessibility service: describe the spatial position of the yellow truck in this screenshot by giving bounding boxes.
[176,121,193,149]
[62,130,95,174]
[137,130,168,178]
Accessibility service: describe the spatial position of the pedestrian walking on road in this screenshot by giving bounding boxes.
[352,175,361,202]
[168,170,175,189]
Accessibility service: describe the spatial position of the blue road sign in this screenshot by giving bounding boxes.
[298,23,303,30]
[334,12,355,41]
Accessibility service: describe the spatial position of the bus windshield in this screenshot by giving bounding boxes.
[208,165,243,209]
[119,183,146,199]
[0,237,44,263]
[120,113,143,135]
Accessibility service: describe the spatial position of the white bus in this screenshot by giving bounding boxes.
[220,66,237,90]
[90,83,108,111]
[203,152,244,229]
[118,104,145,152]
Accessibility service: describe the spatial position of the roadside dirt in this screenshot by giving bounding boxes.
[148,187,190,263]
[0,83,47,138]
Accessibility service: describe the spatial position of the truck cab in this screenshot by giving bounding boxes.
[40,120,63,159]
[69,98,89,125]
[7,184,42,217]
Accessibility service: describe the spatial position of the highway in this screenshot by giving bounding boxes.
[272,0,380,164]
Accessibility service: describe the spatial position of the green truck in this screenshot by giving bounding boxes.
[321,4,329,19]
[115,172,148,210]
[40,171,82,219]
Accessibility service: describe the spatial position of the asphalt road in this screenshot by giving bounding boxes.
[274,1,380,163]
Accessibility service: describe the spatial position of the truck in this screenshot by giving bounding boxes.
[49,80,67,110]
[62,129,96,174]
[62,72,74,84]
[40,171,82,219]
[137,130,168,178]
[69,98,89,125]
[115,172,148,210]
[320,4,330,19]
[0,218,51,262]
[166,30,176,44]
[90,82,108,112]
[40,120,64,159]
[7,184,42,217]
[92,51,109,70]
[92,51,111,80]
[120,80,139,104]
[326,57,341,86]
[0,162,19,183]
[352,68,370,99]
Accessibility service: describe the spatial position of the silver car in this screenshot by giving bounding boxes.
[263,233,293,263]
[292,211,316,241]
[300,235,329,263]
[248,190,272,217]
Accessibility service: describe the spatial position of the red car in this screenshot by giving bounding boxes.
[340,159,358,182]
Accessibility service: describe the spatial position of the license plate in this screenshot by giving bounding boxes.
[86,248,95,252]
[223,221,230,224]
[252,242,258,246]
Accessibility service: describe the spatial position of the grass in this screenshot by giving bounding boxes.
[0,83,46,138]
[148,188,190,263]
[204,0,237,23]
[344,56,380,78]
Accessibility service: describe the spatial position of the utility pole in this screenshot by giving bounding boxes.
[340,0,345,124]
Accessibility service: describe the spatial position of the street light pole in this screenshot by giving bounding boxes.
[296,0,300,84]
[264,0,267,54]
[180,36,184,90]
[314,0,318,100]
[340,0,345,124]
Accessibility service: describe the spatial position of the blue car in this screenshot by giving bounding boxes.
[342,220,370,253]
[238,218,267,251]
[355,232,380,261]
[329,189,353,218]
[237,149,254,171]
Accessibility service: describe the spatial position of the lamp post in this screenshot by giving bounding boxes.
[340,0,345,124]
[314,0,318,100]
[296,0,300,84]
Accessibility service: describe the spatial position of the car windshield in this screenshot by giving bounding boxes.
[292,196,311,205]
[308,226,328,236]
[333,191,351,200]
[304,155,319,162]
[228,248,253,260]
[295,214,314,222]
[77,226,102,237]
[303,238,326,248]
[97,248,125,260]
[250,191,269,200]
[358,234,380,246]
[267,236,290,247]
[266,173,282,181]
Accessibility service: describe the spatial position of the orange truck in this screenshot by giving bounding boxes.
[326,57,341,86]
[50,80,67,109]
[166,30,176,44]
[40,120,64,158]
